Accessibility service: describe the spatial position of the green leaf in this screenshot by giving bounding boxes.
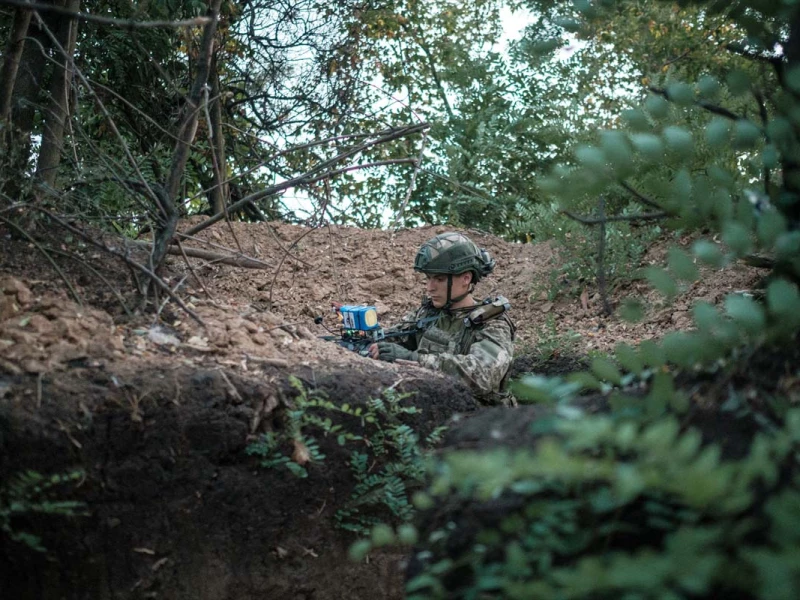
[722,221,753,256]
[591,357,622,385]
[397,524,418,545]
[575,145,607,172]
[733,120,762,149]
[645,266,678,298]
[567,371,602,390]
[757,209,787,247]
[349,540,372,561]
[708,165,735,189]
[724,294,766,334]
[767,117,794,147]
[667,82,694,106]
[762,145,779,169]
[705,118,731,148]
[645,94,670,119]
[668,247,698,281]
[767,279,800,317]
[412,491,434,510]
[600,130,634,172]
[622,109,650,131]
[785,65,800,94]
[639,339,666,367]
[615,342,643,375]
[775,231,800,259]
[693,239,725,267]
[371,523,396,547]
[631,133,665,162]
[697,75,721,99]
[663,126,694,156]
[670,168,692,206]
[693,302,722,333]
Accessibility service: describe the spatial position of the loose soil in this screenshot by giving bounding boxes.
[0,219,763,599]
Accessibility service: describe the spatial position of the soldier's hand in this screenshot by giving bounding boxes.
[375,342,418,363]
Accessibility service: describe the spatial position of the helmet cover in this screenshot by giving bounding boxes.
[413,232,495,282]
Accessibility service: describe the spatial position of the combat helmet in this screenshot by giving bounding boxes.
[414,232,495,308]
[414,232,495,281]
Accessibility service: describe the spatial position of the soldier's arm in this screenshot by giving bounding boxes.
[385,308,422,350]
[415,318,514,399]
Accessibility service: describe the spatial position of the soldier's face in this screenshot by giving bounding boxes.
[425,273,472,308]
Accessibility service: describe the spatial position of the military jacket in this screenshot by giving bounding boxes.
[393,298,515,406]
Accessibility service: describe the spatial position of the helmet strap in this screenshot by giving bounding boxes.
[442,273,473,310]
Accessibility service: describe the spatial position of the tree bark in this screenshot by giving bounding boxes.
[35,0,80,191]
[0,6,32,124]
[208,52,228,216]
[150,0,223,276]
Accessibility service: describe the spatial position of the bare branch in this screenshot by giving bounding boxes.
[595,197,612,316]
[0,213,82,304]
[0,0,212,28]
[649,86,742,120]
[44,247,134,318]
[390,130,429,231]
[562,210,668,224]
[725,42,783,69]
[37,209,205,326]
[184,123,430,237]
[619,181,663,210]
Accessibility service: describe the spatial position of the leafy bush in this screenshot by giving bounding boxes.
[391,0,800,597]
[0,469,86,553]
[247,376,445,534]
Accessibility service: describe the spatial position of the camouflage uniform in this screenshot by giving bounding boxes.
[393,300,516,406]
[376,231,515,405]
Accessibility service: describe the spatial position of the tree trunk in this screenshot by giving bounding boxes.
[781,8,800,226]
[150,0,223,279]
[0,7,33,124]
[208,52,229,216]
[35,0,80,191]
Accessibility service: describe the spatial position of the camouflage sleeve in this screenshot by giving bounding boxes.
[416,318,514,400]
[386,307,424,350]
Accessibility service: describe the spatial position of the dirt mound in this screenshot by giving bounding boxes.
[0,220,765,599]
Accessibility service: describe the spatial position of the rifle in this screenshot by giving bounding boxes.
[317,297,510,357]
[317,304,435,357]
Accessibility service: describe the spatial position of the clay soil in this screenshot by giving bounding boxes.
[0,219,763,600]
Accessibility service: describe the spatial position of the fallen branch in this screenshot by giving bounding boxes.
[130,240,271,269]
[742,254,774,269]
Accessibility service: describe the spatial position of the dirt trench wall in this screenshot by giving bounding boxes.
[0,363,478,600]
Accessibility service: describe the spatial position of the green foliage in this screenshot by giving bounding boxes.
[409,394,800,598]
[513,201,662,300]
[247,376,445,535]
[0,470,86,553]
[405,1,800,597]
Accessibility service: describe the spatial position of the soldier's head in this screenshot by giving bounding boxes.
[414,232,495,309]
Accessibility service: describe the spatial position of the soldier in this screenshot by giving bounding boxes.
[368,231,516,406]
